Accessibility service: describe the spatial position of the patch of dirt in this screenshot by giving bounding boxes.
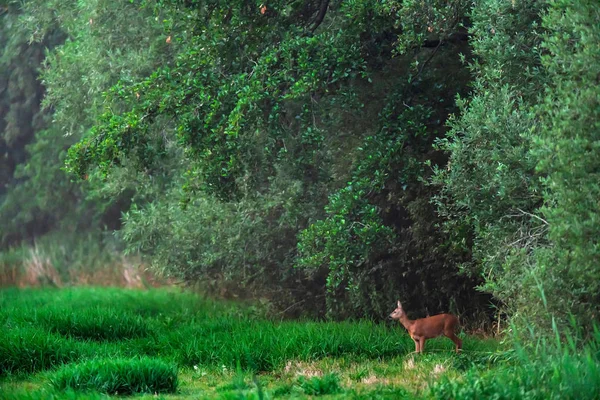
[283,360,324,378]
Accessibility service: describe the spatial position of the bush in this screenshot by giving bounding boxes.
[529,0,600,333]
[49,358,178,395]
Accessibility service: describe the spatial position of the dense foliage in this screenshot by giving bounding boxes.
[431,0,546,325]
[532,0,600,332]
[0,0,598,334]
[432,0,600,332]
[0,2,66,244]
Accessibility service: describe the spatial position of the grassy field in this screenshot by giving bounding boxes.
[0,287,598,399]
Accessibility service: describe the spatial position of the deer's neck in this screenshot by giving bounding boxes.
[398,315,415,333]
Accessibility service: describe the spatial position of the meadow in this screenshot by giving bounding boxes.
[1,287,598,399]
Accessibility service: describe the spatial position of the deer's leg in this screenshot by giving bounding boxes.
[420,338,426,353]
[412,337,419,353]
[446,333,462,353]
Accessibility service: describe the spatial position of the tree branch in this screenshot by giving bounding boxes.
[311,0,330,33]
[423,32,470,48]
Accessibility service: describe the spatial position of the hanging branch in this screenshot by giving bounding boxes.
[310,0,330,33]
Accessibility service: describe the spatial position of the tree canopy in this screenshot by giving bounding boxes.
[1,0,598,333]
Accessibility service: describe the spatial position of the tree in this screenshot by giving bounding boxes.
[56,0,489,319]
[0,2,65,245]
[532,0,600,332]
[433,0,600,334]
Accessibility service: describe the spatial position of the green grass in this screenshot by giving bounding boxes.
[296,373,342,395]
[0,327,81,375]
[49,358,177,395]
[0,287,598,399]
[34,307,150,341]
[429,333,600,400]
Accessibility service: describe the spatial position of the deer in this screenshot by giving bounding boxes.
[389,300,462,353]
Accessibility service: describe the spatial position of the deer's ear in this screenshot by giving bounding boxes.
[397,300,401,307]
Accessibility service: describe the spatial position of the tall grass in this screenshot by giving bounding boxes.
[0,246,27,286]
[429,325,600,399]
[0,232,160,288]
[34,307,150,341]
[0,287,420,377]
[2,287,598,399]
[430,352,600,399]
[49,358,178,395]
[0,327,80,375]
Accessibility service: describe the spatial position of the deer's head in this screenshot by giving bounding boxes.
[389,300,406,320]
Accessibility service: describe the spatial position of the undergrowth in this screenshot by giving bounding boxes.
[430,327,600,400]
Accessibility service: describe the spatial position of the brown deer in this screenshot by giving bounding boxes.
[389,300,462,353]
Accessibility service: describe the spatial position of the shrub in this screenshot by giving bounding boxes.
[529,0,600,333]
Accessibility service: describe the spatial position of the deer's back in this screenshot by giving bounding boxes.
[410,313,459,338]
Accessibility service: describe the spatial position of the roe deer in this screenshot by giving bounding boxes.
[389,300,462,353]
